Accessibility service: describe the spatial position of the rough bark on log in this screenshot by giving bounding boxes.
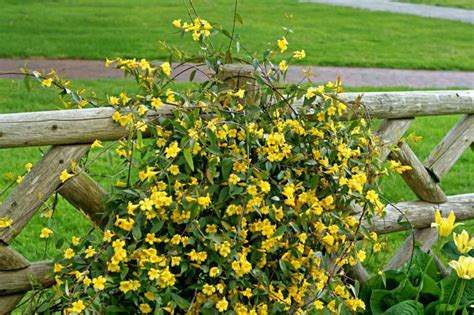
[0,294,24,314]
[424,114,474,181]
[362,194,474,234]
[0,245,30,271]
[0,145,90,244]
[389,142,447,203]
[0,261,53,296]
[58,171,107,228]
[0,91,471,148]
[375,118,414,161]
[385,228,438,270]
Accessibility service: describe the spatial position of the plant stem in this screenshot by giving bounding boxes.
[452,279,466,315]
[415,252,434,302]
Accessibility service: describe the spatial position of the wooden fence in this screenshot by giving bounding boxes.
[0,88,472,313]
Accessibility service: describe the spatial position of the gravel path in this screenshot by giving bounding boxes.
[0,58,473,88]
[301,0,474,24]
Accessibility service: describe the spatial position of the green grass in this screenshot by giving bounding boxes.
[398,0,474,10]
[0,78,472,272]
[1,0,473,70]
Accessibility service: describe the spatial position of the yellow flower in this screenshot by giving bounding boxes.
[41,78,53,87]
[218,241,232,257]
[68,300,86,313]
[140,303,152,314]
[209,267,220,277]
[25,162,33,172]
[197,194,211,208]
[64,248,75,259]
[453,230,474,254]
[85,246,96,258]
[151,97,163,109]
[148,268,160,280]
[202,283,216,296]
[145,291,155,301]
[53,263,63,273]
[108,96,120,106]
[91,139,103,149]
[92,276,106,290]
[103,230,115,242]
[161,62,172,77]
[168,164,180,175]
[39,227,53,239]
[293,50,306,59]
[279,60,288,71]
[314,300,324,310]
[172,19,182,28]
[431,209,459,237]
[216,297,229,312]
[165,141,181,158]
[357,250,366,262]
[449,256,474,280]
[119,280,134,293]
[228,173,240,185]
[59,169,74,183]
[0,217,13,229]
[277,37,288,53]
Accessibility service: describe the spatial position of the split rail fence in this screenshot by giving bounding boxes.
[0,87,472,313]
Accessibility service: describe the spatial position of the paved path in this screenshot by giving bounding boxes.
[0,58,473,88]
[301,0,474,24]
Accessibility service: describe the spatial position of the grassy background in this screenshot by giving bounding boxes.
[398,0,474,10]
[0,78,472,270]
[0,0,473,70]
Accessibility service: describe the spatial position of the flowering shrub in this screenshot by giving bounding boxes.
[21,5,395,314]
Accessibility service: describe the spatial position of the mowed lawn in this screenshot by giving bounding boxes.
[398,0,474,10]
[0,78,472,272]
[0,0,473,70]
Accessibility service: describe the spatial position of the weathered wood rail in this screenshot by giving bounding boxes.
[0,86,472,313]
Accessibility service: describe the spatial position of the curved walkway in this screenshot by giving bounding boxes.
[0,58,473,88]
[301,0,474,24]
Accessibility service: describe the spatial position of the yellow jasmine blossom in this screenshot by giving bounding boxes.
[165,141,181,158]
[293,50,306,59]
[67,300,86,313]
[449,256,474,280]
[216,297,229,312]
[197,194,211,208]
[85,246,96,258]
[161,62,172,77]
[64,248,75,259]
[108,96,120,106]
[39,227,53,239]
[279,60,288,71]
[277,37,288,53]
[91,139,103,149]
[202,283,216,296]
[41,78,53,87]
[92,276,107,290]
[145,291,155,301]
[59,169,74,183]
[25,162,33,172]
[172,19,182,28]
[140,304,152,314]
[453,230,474,254]
[0,217,13,229]
[168,164,180,175]
[103,230,115,242]
[53,263,63,273]
[431,209,459,237]
[209,267,220,277]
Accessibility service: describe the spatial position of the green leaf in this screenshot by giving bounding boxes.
[171,293,190,310]
[23,74,32,92]
[235,13,243,24]
[273,225,287,238]
[183,148,194,171]
[189,69,197,82]
[383,300,423,315]
[221,158,233,180]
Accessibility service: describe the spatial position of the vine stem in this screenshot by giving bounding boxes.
[452,279,466,315]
